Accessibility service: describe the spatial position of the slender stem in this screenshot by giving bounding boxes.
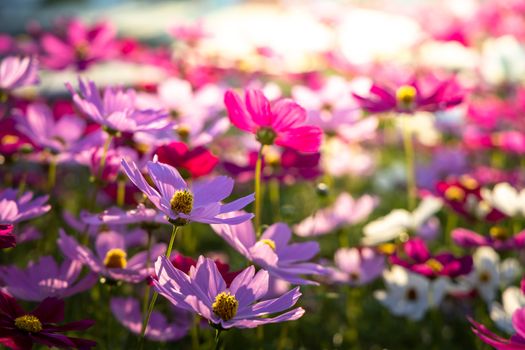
[141,230,153,318]
[117,178,126,207]
[401,117,416,210]
[191,315,200,350]
[269,178,280,221]
[254,145,265,236]
[139,225,180,349]
[214,329,222,350]
[47,156,57,191]
[96,135,113,181]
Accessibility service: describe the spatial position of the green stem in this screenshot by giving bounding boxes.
[269,178,280,221]
[191,315,200,350]
[47,156,57,192]
[117,178,126,207]
[96,135,113,181]
[214,329,222,350]
[254,145,265,236]
[401,117,416,211]
[141,230,153,318]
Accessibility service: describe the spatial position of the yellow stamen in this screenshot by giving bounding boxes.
[170,189,194,215]
[104,248,128,269]
[444,186,465,201]
[176,124,191,140]
[260,238,276,250]
[14,315,42,333]
[1,135,19,145]
[212,292,238,321]
[396,85,417,109]
[264,151,280,167]
[489,226,508,240]
[426,258,443,273]
[377,243,397,255]
[460,175,478,190]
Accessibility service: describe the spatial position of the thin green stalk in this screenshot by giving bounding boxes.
[214,329,222,350]
[269,178,280,221]
[401,117,416,210]
[141,230,153,318]
[254,145,265,236]
[47,156,57,191]
[191,315,200,350]
[96,135,113,181]
[117,178,126,207]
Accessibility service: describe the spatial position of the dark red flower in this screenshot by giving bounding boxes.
[155,141,218,179]
[0,291,96,350]
[170,253,240,286]
[0,224,15,249]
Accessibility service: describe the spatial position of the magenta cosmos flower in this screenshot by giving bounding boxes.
[390,238,473,278]
[0,189,50,225]
[110,297,191,342]
[121,157,254,226]
[0,291,96,350]
[224,89,323,153]
[0,56,38,92]
[0,256,97,301]
[58,230,165,283]
[153,256,305,329]
[211,220,326,285]
[452,227,525,251]
[0,224,15,249]
[470,308,525,349]
[67,78,169,134]
[327,247,385,286]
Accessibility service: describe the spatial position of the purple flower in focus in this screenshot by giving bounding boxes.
[67,78,170,134]
[452,227,525,251]
[110,297,191,342]
[58,230,165,283]
[121,157,254,226]
[0,224,15,249]
[153,256,305,329]
[327,247,385,286]
[0,256,97,301]
[212,219,326,285]
[0,189,50,224]
[0,56,38,91]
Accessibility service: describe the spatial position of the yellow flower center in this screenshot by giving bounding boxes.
[259,238,276,250]
[444,186,465,201]
[396,85,417,109]
[14,315,42,333]
[264,151,281,167]
[489,226,508,240]
[426,258,444,273]
[1,135,19,145]
[176,124,191,140]
[459,176,478,190]
[212,292,239,321]
[377,243,397,255]
[170,189,194,215]
[104,248,128,269]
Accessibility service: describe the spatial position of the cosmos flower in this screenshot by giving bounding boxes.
[169,253,240,287]
[0,56,39,92]
[121,157,254,226]
[0,189,50,225]
[294,193,376,237]
[154,141,218,179]
[211,220,326,285]
[470,308,525,349]
[110,297,191,342]
[327,247,385,286]
[0,291,96,349]
[0,256,97,301]
[67,78,170,134]
[58,230,165,283]
[81,204,166,226]
[224,89,323,153]
[490,286,525,334]
[482,182,525,218]
[153,255,305,329]
[0,224,15,249]
[452,227,525,251]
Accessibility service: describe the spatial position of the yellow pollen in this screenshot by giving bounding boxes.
[1,135,19,145]
[104,248,128,269]
[14,315,42,333]
[170,189,194,215]
[176,124,191,140]
[396,85,417,108]
[260,238,276,250]
[489,226,508,240]
[479,271,491,283]
[377,243,397,255]
[212,292,238,321]
[460,176,478,190]
[264,152,280,167]
[426,258,443,273]
[444,186,465,201]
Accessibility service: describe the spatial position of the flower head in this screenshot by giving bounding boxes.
[452,227,525,251]
[155,141,218,179]
[0,189,50,225]
[327,247,385,286]
[0,56,39,92]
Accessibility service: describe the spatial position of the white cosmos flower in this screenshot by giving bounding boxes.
[482,182,525,218]
[362,197,442,246]
[490,286,525,334]
[374,266,447,321]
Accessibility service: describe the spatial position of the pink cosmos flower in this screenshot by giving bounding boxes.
[224,89,323,153]
[327,247,385,286]
[153,255,305,329]
[0,189,50,225]
[0,224,15,249]
[155,141,218,179]
[0,256,97,301]
[452,228,525,251]
[41,19,116,70]
[0,56,38,91]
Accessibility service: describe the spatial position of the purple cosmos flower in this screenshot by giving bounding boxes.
[390,238,473,278]
[0,291,96,350]
[470,308,525,349]
[153,255,305,329]
[452,227,525,251]
[0,56,38,91]
[81,204,166,226]
[0,189,50,224]
[0,224,15,249]
[67,78,170,134]
[211,219,326,285]
[121,157,254,226]
[110,297,191,342]
[14,102,86,154]
[327,247,385,286]
[58,230,165,283]
[0,256,97,301]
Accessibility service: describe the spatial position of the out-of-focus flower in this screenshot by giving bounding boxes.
[482,182,525,218]
[212,220,326,285]
[362,197,442,246]
[0,224,15,249]
[110,297,191,342]
[0,118,33,156]
[0,256,97,301]
[0,189,50,224]
[327,247,385,286]
[155,141,218,179]
[121,157,254,226]
[0,291,96,349]
[490,286,525,334]
[322,136,375,177]
[169,253,240,287]
[153,256,305,329]
[452,227,525,251]
[58,230,165,283]
[81,204,166,226]
[224,89,323,153]
[0,56,38,92]
[294,193,376,237]
[41,19,116,70]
